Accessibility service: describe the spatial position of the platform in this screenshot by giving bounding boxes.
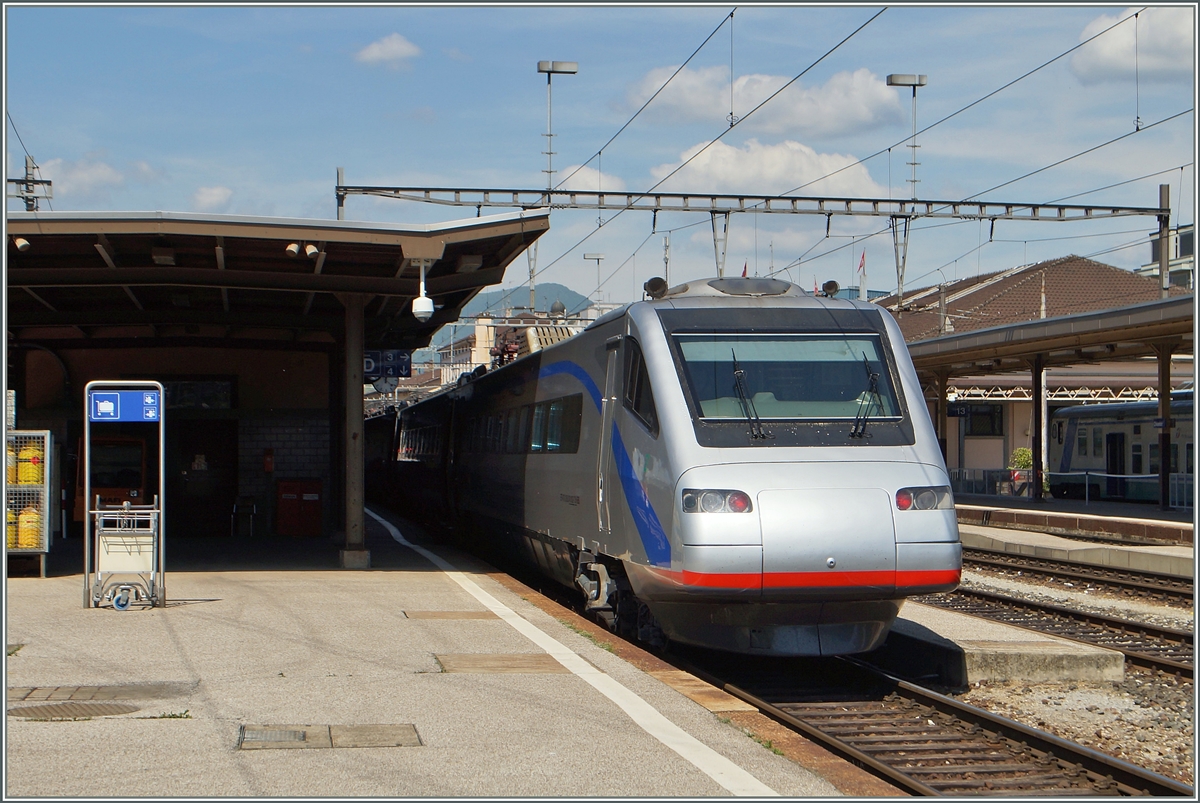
[868,602,1126,688]
[5,507,898,798]
[866,521,1193,688]
[956,493,1194,546]
[958,523,1194,578]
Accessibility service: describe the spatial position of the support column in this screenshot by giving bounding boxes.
[935,370,950,462]
[1030,355,1045,501]
[338,292,369,568]
[1154,340,1178,510]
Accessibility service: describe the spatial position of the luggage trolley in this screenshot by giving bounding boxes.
[82,380,166,610]
[90,496,161,609]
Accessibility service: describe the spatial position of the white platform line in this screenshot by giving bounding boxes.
[365,507,778,797]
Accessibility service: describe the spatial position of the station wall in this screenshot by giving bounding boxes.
[14,345,335,538]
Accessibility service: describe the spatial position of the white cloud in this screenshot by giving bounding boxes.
[650,138,886,197]
[192,185,233,212]
[355,33,421,66]
[39,156,124,200]
[130,160,166,183]
[1070,7,1194,84]
[556,164,626,192]
[626,67,903,138]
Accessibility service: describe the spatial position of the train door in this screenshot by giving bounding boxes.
[1105,432,1126,498]
[596,335,620,536]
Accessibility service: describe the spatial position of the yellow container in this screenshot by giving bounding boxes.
[17,506,41,549]
[6,508,16,549]
[6,442,16,485]
[17,442,44,485]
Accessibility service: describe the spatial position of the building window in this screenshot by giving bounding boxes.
[965,404,1003,437]
[1078,428,1088,457]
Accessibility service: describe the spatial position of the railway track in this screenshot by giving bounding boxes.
[963,548,1194,604]
[672,652,1193,797]
[916,588,1194,677]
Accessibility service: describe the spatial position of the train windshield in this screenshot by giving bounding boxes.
[674,333,901,421]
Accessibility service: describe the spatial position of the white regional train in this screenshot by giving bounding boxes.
[374,277,961,656]
[1048,391,1194,503]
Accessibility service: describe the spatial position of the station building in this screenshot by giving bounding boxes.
[6,209,547,562]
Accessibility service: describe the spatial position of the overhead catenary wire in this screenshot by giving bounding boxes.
[488,7,886,314]
[776,7,1150,199]
[6,111,53,211]
[553,8,736,192]
[768,110,1192,285]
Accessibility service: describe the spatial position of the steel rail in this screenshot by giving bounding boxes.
[963,547,1194,602]
[924,587,1193,677]
[674,654,1192,796]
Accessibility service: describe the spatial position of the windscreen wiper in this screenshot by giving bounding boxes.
[731,348,771,440]
[850,352,881,439]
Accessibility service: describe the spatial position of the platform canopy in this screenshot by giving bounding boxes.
[6,209,549,350]
[905,295,1194,378]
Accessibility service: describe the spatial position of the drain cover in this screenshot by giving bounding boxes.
[8,702,140,719]
[242,729,306,743]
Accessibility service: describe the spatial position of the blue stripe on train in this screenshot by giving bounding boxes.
[539,360,671,567]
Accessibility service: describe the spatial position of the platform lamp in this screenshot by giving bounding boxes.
[528,60,578,313]
[886,73,927,317]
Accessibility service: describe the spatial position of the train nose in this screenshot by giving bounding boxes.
[758,487,897,597]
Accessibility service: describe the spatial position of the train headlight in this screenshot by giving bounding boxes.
[895,486,953,511]
[682,489,754,513]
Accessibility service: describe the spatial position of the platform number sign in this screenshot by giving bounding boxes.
[364,350,411,380]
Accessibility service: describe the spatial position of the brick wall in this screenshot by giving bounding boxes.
[238,416,331,535]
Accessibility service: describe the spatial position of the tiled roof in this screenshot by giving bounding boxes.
[874,255,1190,342]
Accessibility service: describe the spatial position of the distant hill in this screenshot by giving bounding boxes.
[461,282,592,319]
[424,282,592,349]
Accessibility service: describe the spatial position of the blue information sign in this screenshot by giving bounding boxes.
[364,349,411,379]
[89,390,161,423]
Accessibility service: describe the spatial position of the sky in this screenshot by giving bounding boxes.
[4,4,1196,314]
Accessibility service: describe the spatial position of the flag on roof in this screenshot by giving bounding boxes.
[858,250,866,274]
[741,261,747,278]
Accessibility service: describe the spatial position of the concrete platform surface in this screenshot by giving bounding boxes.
[959,523,1194,578]
[871,602,1126,689]
[956,496,1193,546]
[5,509,863,799]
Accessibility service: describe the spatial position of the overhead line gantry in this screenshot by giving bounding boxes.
[334,181,1173,310]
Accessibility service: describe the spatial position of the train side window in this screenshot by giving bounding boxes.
[1092,429,1103,457]
[1132,443,1143,474]
[1170,443,1179,473]
[505,409,519,453]
[520,405,533,453]
[1149,443,1160,473]
[1077,429,1087,457]
[530,404,547,452]
[1133,425,1141,435]
[544,394,582,453]
[1187,443,1193,475]
[623,338,659,436]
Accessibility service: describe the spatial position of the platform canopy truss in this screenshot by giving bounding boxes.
[6,210,549,351]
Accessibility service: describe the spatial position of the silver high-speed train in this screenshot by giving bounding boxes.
[373,276,961,656]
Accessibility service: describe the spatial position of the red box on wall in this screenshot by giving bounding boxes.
[276,479,322,537]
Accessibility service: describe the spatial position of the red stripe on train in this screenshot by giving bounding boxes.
[647,568,961,590]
